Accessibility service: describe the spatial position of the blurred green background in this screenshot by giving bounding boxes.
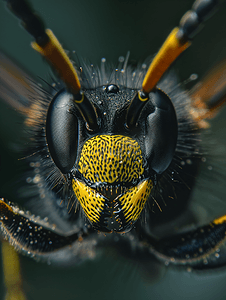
[0,0,226,299]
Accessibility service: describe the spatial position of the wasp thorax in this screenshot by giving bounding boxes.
[72,135,153,232]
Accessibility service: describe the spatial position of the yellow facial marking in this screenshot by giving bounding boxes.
[73,135,152,231]
[72,177,153,230]
[119,179,153,222]
[72,178,106,224]
[78,135,144,184]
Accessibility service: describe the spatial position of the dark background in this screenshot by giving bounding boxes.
[0,0,226,299]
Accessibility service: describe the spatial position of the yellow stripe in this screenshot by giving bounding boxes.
[142,27,190,94]
[0,199,13,213]
[32,29,81,95]
[138,91,149,102]
[74,92,84,104]
[213,215,226,225]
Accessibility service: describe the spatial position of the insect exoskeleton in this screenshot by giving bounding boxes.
[1,0,226,285]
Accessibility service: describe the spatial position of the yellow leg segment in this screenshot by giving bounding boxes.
[1,241,26,300]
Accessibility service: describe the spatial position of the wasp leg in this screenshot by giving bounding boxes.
[1,241,26,300]
[138,215,226,269]
[0,198,93,255]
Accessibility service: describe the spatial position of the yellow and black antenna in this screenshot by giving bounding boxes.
[4,0,99,131]
[126,0,220,128]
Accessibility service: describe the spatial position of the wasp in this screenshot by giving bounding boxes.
[1,0,226,299]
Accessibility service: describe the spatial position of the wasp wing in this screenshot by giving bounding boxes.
[0,51,43,112]
[189,60,226,128]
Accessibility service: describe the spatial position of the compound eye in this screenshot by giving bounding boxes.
[145,89,178,174]
[46,89,78,174]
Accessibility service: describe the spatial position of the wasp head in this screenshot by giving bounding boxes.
[46,82,177,233]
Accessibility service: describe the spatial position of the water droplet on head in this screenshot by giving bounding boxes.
[190,73,198,81]
[26,177,32,183]
[186,159,192,165]
[33,174,41,184]
[142,63,147,69]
